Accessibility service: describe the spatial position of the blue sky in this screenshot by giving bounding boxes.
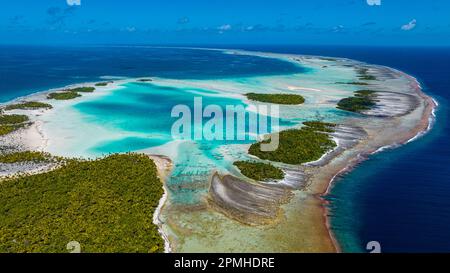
[1,0,449,46]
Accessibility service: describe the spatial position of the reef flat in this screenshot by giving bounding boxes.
[0,48,436,253]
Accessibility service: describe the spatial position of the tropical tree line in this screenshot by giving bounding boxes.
[0,114,30,136]
[233,161,284,181]
[0,153,165,253]
[246,93,305,105]
[248,121,337,165]
[337,90,378,113]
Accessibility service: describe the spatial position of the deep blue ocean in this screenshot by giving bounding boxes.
[0,45,305,102]
[1,45,449,252]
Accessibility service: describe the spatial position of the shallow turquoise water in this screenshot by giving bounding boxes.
[93,137,169,154]
[6,45,448,252]
[75,82,287,153]
[75,82,243,139]
[44,49,355,206]
[73,81,297,204]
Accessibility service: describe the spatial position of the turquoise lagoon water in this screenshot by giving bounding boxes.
[72,81,297,204]
[68,77,349,204]
[75,82,246,152]
[27,47,355,206]
[4,45,450,251]
[76,81,297,152]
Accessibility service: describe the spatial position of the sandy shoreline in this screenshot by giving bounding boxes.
[149,155,174,253]
[0,48,437,253]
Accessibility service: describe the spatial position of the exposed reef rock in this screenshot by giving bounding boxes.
[208,173,293,225]
[209,124,368,225]
[277,165,307,190]
[356,66,420,117]
[362,91,419,117]
[306,125,368,167]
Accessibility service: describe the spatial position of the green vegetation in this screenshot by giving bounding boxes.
[0,154,164,253]
[0,114,29,125]
[138,79,153,82]
[234,161,284,181]
[0,125,17,136]
[0,151,54,164]
[303,121,336,133]
[337,90,378,113]
[249,121,337,165]
[66,87,95,93]
[47,87,95,100]
[95,82,109,87]
[336,68,377,82]
[5,102,53,110]
[0,114,29,136]
[47,91,81,100]
[246,93,305,105]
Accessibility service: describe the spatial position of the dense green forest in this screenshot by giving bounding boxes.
[0,114,29,136]
[0,114,29,125]
[234,161,284,181]
[4,102,53,110]
[66,87,95,93]
[337,90,378,113]
[0,154,165,253]
[249,121,336,165]
[0,125,18,136]
[246,93,305,105]
[47,87,94,100]
[302,121,336,133]
[47,91,81,100]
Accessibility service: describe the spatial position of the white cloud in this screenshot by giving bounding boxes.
[217,24,231,33]
[67,0,81,6]
[401,19,417,31]
[333,25,344,33]
[125,26,136,32]
[366,0,381,6]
